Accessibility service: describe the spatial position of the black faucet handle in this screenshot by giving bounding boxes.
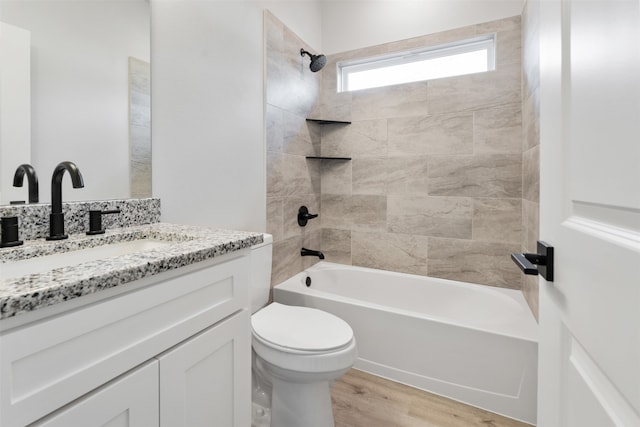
[87,209,121,235]
[298,206,319,226]
[1,216,23,248]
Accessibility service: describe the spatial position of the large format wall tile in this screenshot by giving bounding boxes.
[322,228,352,264]
[349,119,388,157]
[321,160,352,195]
[523,145,539,202]
[386,156,430,196]
[472,198,522,243]
[495,27,522,67]
[272,235,304,286]
[388,112,473,156]
[387,195,473,239]
[352,157,387,195]
[283,110,316,156]
[351,195,387,232]
[352,231,430,276]
[266,196,284,241]
[321,194,353,230]
[428,153,522,198]
[266,104,284,153]
[266,151,284,197]
[320,124,352,157]
[352,81,428,121]
[283,154,320,196]
[522,89,540,152]
[428,62,521,114]
[474,103,522,154]
[427,238,522,288]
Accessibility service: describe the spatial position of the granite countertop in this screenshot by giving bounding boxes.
[0,223,264,320]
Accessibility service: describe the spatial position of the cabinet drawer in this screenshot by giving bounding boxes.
[0,254,249,427]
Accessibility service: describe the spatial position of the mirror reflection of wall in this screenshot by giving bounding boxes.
[0,0,150,205]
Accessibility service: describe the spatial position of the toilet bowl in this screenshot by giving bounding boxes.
[250,235,357,427]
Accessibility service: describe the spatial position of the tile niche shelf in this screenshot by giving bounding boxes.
[305,118,351,125]
[305,118,352,160]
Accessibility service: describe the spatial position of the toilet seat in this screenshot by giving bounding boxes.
[252,303,353,352]
[251,303,357,373]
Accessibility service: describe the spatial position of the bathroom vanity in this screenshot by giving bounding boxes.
[0,223,262,426]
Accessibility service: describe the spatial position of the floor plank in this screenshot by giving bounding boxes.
[331,369,534,427]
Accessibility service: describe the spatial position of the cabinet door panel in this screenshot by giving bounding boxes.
[30,360,159,427]
[158,311,250,427]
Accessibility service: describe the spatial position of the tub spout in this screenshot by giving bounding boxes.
[301,247,324,259]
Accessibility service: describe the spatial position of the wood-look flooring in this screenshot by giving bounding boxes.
[331,369,533,427]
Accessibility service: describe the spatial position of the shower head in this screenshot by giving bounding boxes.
[300,48,326,72]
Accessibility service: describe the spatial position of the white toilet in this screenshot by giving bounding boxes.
[250,234,357,427]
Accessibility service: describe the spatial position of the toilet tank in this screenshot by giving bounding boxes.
[250,233,273,314]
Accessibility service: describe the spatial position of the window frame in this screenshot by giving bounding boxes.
[337,34,496,93]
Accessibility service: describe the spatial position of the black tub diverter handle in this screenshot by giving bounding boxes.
[298,206,318,226]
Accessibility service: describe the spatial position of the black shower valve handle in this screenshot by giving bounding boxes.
[298,206,319,227]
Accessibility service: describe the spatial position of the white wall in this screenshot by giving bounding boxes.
[321,0,524,54]
[0,1,149,203]
[151,1,322,232]
[263,1,324,53]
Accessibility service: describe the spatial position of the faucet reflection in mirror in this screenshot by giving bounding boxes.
[47,161,84,241]
[12,164,38,204]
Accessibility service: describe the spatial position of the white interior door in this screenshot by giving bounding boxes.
[538,0,640,426]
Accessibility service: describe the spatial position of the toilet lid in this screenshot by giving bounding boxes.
[251,303,353,352]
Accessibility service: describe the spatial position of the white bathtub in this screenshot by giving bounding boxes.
[273,262,538,425]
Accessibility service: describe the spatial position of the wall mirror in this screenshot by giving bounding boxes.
[0,0,151,205]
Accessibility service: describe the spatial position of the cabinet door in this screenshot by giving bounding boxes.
[31,360,159,427]
[158,311,251,427]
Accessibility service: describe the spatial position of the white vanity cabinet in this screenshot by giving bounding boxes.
[0,251,251,427]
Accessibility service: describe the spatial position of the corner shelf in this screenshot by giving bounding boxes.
[306,156,351,161]
[305,118,351,125]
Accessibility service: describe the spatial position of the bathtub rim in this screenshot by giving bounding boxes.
[273,261,538,344]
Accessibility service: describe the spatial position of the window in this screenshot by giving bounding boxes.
[337,35,496,92]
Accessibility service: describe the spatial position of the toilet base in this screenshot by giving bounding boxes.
[251,402,271,427]
[270,376,335,427]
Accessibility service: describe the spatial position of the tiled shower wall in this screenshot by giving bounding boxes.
[318,16,524,289]
[522,0,541,319]
[265,11,323,286]
[266,12,539,309]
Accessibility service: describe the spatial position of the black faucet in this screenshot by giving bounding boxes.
[301,248,325,259]
[47,161,84,240]
[12,164,39,204]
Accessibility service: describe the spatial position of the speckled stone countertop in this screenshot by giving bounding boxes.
[0,223,263,320]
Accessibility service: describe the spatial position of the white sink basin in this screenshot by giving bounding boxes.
[0,239,171,282]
